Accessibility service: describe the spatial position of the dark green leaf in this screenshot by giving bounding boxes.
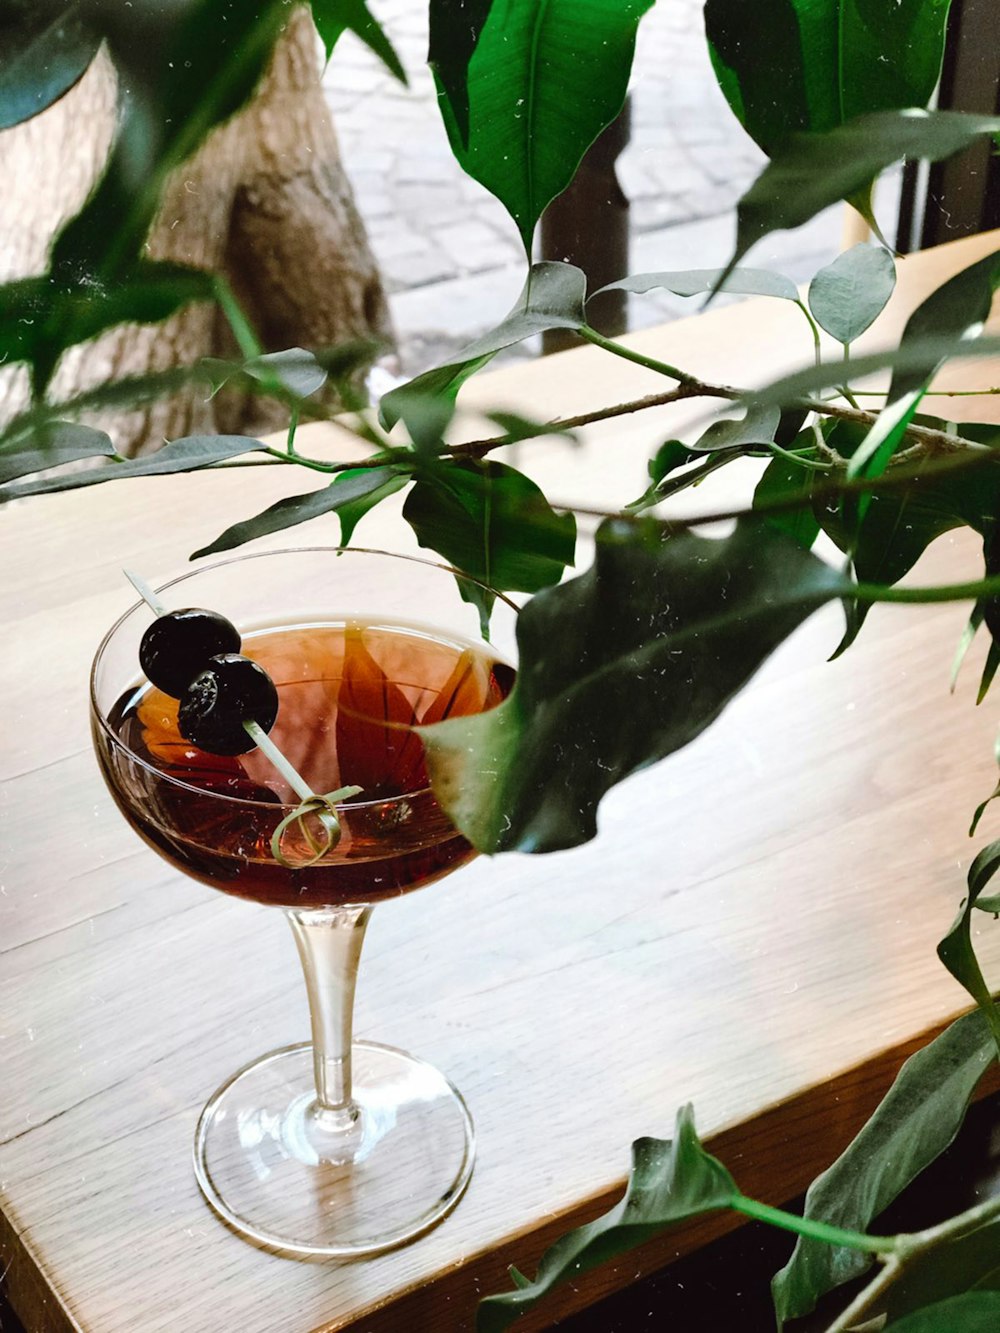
[379,263,586,429]
[190,465,409,559]
[428,0,495,147]
[0,2,99,129]
[0,434,268,502]
[886,1292,1000,1332]
[815,421,1000,650]
[705,0,955,152]
[772,1008,996,1325]
[753,451,820,549]
[422,517,848,854]
[648,440,698,485]
[0,423,115,485]
[435,0,653,251]
[808,245,897,344]
[477,1105,738,1332]
[625,440,700,512]
[598,267,799,303]
[726,110,1000,278]
[0,263,219,390]
[333,467,410,546]
[843,251,1000,533]
[403,460,576,631]
[970,776,1000,838]
[980,641,1000,708]
[310,0,406,81]
[691,405,781,453]
[883,1217,1000,1324]
[937,841,1000,1057]
[886,249,1000,406]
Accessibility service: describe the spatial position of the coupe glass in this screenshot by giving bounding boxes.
[90,548,516,1257]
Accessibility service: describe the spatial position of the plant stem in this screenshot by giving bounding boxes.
[853,573,1000,605]
[838,343,862,410]
[730,1195,897,1256]
[213,275,263,361]
[579,325,699,385]
[794,300,823,368]
[286,406,300,458]
[765,439,833,471]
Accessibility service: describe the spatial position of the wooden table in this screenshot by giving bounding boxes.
[3,231,1000,1333]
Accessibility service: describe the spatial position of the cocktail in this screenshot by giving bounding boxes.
[89,547,515,1257]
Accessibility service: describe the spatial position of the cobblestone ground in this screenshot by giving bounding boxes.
[323,0,844,374]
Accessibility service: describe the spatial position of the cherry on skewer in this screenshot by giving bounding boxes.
[139,608,241,699]
[178,653,279,756]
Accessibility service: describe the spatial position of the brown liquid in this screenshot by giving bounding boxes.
[97,622,514,908]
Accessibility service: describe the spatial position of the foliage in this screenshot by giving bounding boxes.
[6,1,1000,1328]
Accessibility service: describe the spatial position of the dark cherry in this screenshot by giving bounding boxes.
[140,609,241,698]
[178,654,279,755]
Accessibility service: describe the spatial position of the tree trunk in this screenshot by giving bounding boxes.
[0,6,392,453]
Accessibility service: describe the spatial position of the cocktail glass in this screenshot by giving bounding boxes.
[90,547,515,1257]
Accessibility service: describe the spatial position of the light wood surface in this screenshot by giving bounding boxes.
[3,231,1000,1333]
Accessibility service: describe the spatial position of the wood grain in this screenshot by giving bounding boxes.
[3,232,1000,1333]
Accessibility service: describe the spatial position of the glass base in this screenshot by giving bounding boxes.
[193,1040,475,1257]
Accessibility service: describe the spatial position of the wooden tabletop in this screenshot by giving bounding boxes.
[4,230,1000,1333]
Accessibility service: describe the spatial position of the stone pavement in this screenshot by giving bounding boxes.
[323,0,848,375]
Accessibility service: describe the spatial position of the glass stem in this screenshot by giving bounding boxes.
[287,905,373,1129]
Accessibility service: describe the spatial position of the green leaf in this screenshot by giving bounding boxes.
[705,0,955,153]
[843,250,1000,532]
[428,0,495,147]
[0,1,99,129]
[598,267,799,303]
[379,263,586,429]
[435,0,653,251]
[726,110,1000,278]
[980,641,1000,709]
[310,0,406,82]
[648,441,698,485]
[422,517,848,854]
[0,434,268,502]
[403,460,576,631]
[691,405,781,453]
[754,451,821,549]
[808,245,897,345]
[244,348,328,399]
[476,1105,738,1332]
[772,1008,996,1325]
[882,1219,1000,1325]
[886,1292,1000,1332]
[0,422,115,485]
[333,467,410,545]
[190,465,411,559]
[815,421,1000,651]
[886,249,1000,407]
[0,263,219,391]
[937,841,1000,1058]
[625,440,700,512]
